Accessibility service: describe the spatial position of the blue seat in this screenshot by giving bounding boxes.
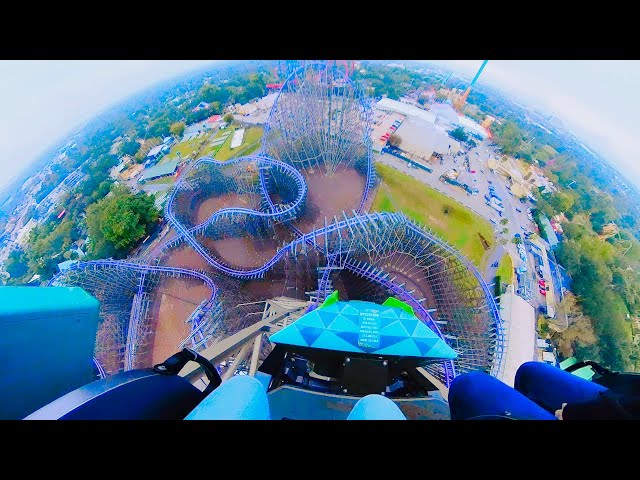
[347,394,407,420]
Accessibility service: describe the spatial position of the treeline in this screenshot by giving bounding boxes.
[108,67,273,142]
[484,104,640,371]
[553,213,640,371]
[353,63,440,100]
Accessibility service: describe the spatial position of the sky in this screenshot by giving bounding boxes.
[428,60,640,186]
[0,60,218,192]
[1,60,639,193]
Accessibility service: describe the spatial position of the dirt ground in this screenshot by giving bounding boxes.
[200,234,281,269]
[145,277,213,366]
[293,166,365,233]
[196,193,253,225]
[161,244,212,271]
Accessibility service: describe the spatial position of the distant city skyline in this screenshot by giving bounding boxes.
[1,60,640,193]
[426,60,640,187]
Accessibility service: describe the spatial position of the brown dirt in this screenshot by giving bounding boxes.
[145,277,213,366]
[293,166,365,233]
[196,193,251,225]
[161,245,212,271]
[241,278,287,300]
[200,235,280,269]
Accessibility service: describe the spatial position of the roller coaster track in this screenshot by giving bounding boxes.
[55,61,504,382]
[149,154,307,263]
[93,357,106,379]
[48,260,223,369]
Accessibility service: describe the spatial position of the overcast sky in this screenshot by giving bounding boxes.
[1,60,639,193]
[428,60,640,186]
[0,60,217,192]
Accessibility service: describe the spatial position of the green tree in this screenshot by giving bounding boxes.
[85,186,160,258]
[449,127,468,143]
[169,121,186,138]
[544,191,575,214]
[223,113,234,124]
[5,249,29,280]
[388,133,402,147]
[495,121,525,156]
[119,139,140,157]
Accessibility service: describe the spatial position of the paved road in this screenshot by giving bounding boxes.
[484,243,506,284]
[375,138,548,313]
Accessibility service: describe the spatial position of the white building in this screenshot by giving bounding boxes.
[375,98,436,124]
[394,117,461,159]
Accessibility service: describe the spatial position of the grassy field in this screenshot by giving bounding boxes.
[143,176,175,186]
[168,134,212,160]
[213,126,264,161]
[496,252,514,284]
[371,163,495,267]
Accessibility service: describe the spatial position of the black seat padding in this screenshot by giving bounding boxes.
[25,369,205,420]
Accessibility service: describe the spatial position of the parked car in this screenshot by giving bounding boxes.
[539,289,547,296]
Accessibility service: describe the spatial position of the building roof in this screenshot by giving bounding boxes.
[270,292,457,359]
[147,144,165,157]
[457,115,489,139]
[206,114,221,123]
[430,102,459,124]
[539,215,559,247]
[395,117,461,158]
[139,159,180,182]
[375,98,436,124]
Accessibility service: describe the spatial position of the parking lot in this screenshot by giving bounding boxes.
[375,137,554,315]
[371,111,405,151]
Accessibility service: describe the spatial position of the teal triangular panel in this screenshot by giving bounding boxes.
[327,314,360,333]
[412,321,438,339]
[297,325,324,346]
[317,309,336,328]
[377,338,422,357]
[333,330,361,349]
[423,339,458,359]
[312,329,362,352]
[379,320,410,337]
[296,312,326,329]
[378,335,406,350]
[270,322,310,347]
[413,337,439,355]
